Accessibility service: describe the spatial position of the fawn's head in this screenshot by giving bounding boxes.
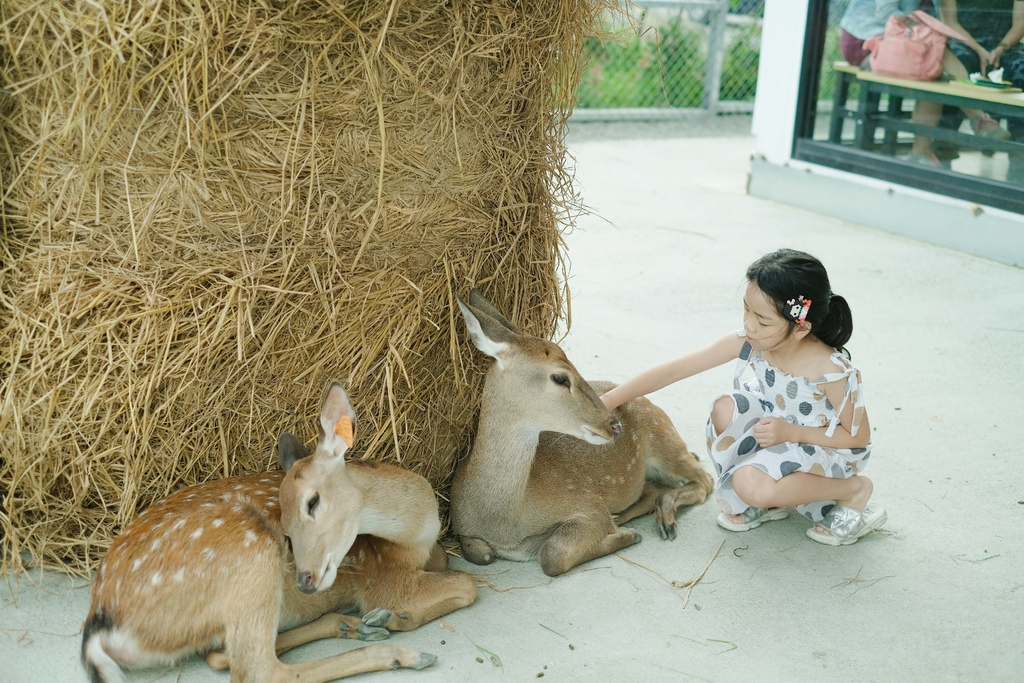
[279,381,364,594]
[458,289,621,444]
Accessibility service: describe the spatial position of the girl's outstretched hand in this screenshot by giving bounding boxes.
[753,417,793,448]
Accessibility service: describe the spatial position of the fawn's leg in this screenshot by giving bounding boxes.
[275,610,392,653]
[254,644,435,683]
[360,569,478,632]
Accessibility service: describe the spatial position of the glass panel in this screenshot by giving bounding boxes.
[796,0,1024,211]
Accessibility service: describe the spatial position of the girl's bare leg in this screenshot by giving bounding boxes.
[724,466,873,528]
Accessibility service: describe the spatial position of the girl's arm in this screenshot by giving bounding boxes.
[600,331,745,411]
[754,375,872,450]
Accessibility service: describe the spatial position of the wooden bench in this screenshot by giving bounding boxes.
[829,61,1024,159]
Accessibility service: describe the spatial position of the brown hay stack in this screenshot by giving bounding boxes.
[0,0,611,576]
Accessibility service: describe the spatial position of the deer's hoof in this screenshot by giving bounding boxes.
[356,624,390,641]
[409,652,438,670]
[460,537,496,565]
[362,608,392,628]
[658,521,677,541]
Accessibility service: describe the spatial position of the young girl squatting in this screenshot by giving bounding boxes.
[601,249,886,546]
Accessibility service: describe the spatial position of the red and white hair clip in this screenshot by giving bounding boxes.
[786,296,812,324]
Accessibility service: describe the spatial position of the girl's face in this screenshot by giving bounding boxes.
[742,282,792,351]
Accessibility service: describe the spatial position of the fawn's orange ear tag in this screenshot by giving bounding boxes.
[334,415,354,447]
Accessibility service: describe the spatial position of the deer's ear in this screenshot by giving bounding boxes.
[278,432,309,472]
[458,298,513,365]
[468,289,519,333]
[318,381,356,459]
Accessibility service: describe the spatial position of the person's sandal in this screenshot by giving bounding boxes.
[717,506,789,532]
[806,501,887,546]
[972,114,1012,141]
[907,151,942,167]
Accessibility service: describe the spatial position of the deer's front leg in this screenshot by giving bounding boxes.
[539,513,641,577]
[613,483,661,526]
[459,536,497,565]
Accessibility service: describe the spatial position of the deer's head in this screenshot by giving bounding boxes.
[458,289,621,444]
[279,382,364,594]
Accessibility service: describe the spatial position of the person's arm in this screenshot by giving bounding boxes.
[600,331,744,411]
[939,0,993,69]
[989,1,1024,68]
[753,376,872,450]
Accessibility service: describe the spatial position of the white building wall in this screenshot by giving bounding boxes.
[751,0,808,164]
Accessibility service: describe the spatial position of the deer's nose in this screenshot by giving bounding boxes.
[296,570,316,594]
[610,419,622,437]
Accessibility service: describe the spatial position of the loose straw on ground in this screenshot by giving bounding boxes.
[616,540,727,608]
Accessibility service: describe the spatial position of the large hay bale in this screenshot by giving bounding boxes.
[0,0,610,575]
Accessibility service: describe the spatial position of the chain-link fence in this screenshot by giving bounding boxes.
[577,0,763,117]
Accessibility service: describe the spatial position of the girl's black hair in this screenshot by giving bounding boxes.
[745,248,853,351]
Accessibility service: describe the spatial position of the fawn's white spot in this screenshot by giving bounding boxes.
[150,538,162,551]
[132,559,142,572]
[213,519,224,528]
[203,548,216,561]
[172,568,185,583]
[244,530,258,547]
[151,572,162,586]
[171,519,185,531]
[191,527,204,540]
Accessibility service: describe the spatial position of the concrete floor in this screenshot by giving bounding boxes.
[3,122,1023,682]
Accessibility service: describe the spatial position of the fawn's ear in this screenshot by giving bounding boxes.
[318,381,356,460]
[458,291,518,366]
[278,432,309,472]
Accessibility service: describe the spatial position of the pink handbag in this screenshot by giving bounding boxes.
[863,10,968,80]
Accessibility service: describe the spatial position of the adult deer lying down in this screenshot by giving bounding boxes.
[82,382,477,683]
[451,290,714,577]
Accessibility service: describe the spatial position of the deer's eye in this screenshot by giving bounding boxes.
[551,373,570,388]
[306,493,320,516]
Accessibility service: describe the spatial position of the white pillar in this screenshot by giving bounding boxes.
[752,0,810,164]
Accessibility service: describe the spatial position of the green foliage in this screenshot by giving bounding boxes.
[817,28,844,101]
[579,15,761,109]
[721,24,761,102]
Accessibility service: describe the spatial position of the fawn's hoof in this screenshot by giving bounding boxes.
[362,608,392,628]
[356,624,390,641]
[409,653,438,670]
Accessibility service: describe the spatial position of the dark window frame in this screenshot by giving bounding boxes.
[790,0,1024,215]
